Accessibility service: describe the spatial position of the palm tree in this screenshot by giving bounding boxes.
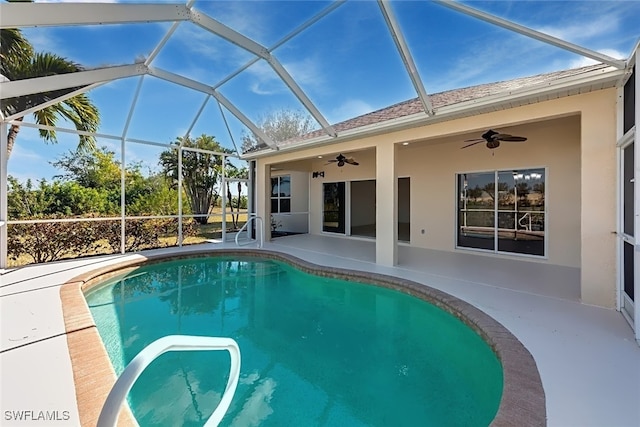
[225,166,248,229]
[1,28,100,158]
[160,135,234,225]
[1,28,33,71]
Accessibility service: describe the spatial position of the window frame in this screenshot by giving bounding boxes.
[270,175,291,214]
[455,167,548,259]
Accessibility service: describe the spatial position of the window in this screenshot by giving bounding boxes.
[457,168,546,256]
[271,175,291,213]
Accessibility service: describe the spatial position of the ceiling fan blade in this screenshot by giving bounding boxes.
[327,159,338,162]
[497,135,527,142]
[346,159,359,165]
[461,140,484,149]
[463,138,484,143]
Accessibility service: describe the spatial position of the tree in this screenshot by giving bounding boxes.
[225,166,248,229]
[160,135,233,225]
[241,108,315,152]
[467,185,483,203]
[482,182,509,204]
[1,28,100,158]
[53,148,121,190]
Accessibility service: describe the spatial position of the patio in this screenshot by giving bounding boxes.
[1,235,638,426]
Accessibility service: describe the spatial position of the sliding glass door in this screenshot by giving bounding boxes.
[457,169,546,256]
[458,172,495,250]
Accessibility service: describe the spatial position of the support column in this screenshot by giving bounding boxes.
[581,103,617,307]
[256,160,271,241]
[376,142,398,266]
[221,154,226,243]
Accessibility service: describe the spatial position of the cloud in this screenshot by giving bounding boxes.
[244,61,284,96]
[567,48,626,68]
[167,21,255,83]
[207,1,269,43]
[172,24,223,59]
[7,144,52,183]
[22,29,66,56]
[243,55,325,97]
[328,99,373,124]
[172,2,270,66]
[536,16,620,43]
[425,32,542,93]
[282,57,326,90]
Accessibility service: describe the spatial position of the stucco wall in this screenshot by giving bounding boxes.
[309,150,376,234]
[255,89,618,307]
[397,115,581,268]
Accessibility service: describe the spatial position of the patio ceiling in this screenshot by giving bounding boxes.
[0,1,636,156]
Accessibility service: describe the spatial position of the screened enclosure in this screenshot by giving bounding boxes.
[1,1,638,268]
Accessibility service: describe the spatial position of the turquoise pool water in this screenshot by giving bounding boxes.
[86,257,503,426]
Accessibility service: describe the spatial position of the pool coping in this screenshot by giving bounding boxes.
[60,248,546,426]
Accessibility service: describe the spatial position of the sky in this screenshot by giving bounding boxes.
[6,0,640,183]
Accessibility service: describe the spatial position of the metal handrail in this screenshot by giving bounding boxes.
[235,214,263,248]
[97,335,241,427]
[518,212,531,231]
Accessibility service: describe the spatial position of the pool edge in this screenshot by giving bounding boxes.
[61,248,546,427]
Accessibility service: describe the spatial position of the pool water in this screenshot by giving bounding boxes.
[86,257,502,426]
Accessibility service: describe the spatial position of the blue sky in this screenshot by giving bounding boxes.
[7,0,640,183]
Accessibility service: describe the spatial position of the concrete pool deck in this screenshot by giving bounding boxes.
[1,235,639,426]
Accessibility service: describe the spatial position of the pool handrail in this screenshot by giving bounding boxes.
[235,214,263,248]
[97,335,241,427]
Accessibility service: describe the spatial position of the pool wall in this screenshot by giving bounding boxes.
[60,248,546,426]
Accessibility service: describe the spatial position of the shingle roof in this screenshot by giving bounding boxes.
[246,63,612,152]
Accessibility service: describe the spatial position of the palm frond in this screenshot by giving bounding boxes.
[5,52,100,151]
[0,28,34,77]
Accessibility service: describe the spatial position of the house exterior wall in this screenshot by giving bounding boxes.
[255,88,618,307]
[310,150,376,235]
[397,115,581,268]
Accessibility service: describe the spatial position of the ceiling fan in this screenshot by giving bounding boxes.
[461,129,527,150]
[326,153,359,167]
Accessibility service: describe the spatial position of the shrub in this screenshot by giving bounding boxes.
[7,219,102,264]
[99,218,198,252]
[8,217,199,265]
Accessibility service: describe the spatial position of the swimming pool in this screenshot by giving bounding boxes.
[78,250,544,426]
